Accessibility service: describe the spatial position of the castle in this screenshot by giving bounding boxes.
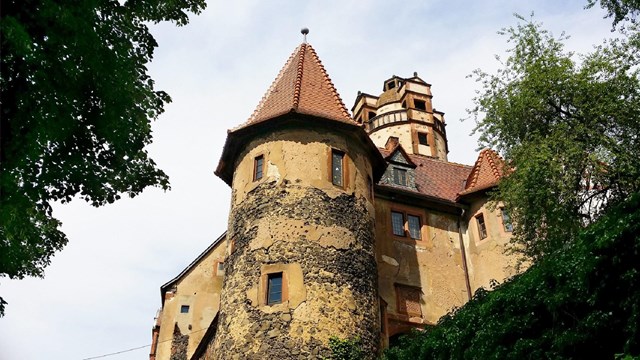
[149,39,516,360]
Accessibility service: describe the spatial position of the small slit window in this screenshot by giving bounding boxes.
[476,214,487,240]
[267,272,283,305]
[216,261,225,276]
[418,132,428,146]
[254,155,264,181]
[502,209,513,232]
[391,211,405,237]
[331,150,344,187]
[393,168,407,186]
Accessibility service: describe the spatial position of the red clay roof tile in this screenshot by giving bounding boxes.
[458,149,505,196]
[232,43,354,132]
[379,149,473,202]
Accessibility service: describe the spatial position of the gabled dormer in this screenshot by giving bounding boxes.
[379,137,418,190]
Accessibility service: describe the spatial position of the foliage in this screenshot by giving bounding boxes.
[383,192,640,359]
[0,0,205,314]
[587,0,640,27]
[324,336,364,360]
[468,15,640,260]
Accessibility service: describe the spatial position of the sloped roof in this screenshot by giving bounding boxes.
[458,148,505,196]
[379,149,472,203]
[160,232,226,305]
[232,43,354,132]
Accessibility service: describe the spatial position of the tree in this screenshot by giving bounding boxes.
[0,0,206,315]
[468,15,640,260]
[588,0,640,27]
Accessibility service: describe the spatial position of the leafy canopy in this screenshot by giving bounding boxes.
[468,15,640,260]
[0,0,205,314]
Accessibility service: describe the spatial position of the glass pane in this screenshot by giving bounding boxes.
[502,210,513,232]
[267,273,283,305]
[393,168,407,186]
[255,156,263,180]
[391,211,405,236]
[408,215,421,239]
[332,151,343,186]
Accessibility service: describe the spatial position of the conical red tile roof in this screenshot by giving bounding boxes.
[232,43,355,132]
[458,148,505,196]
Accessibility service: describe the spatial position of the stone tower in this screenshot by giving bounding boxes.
[352,74,449,161]
[212,41,387,359]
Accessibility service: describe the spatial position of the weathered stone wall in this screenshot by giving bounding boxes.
[210,126,380,359]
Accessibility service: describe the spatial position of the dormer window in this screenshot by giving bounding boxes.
[393,168,407,186]
[387,81,396,90]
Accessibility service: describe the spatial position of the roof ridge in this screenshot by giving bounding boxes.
[243,44,302,127]
[305,44,352,120]
[292,43,306,110]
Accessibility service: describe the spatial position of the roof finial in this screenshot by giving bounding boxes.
[301,27,309,43]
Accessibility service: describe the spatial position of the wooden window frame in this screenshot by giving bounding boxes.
[407,214,422,240]
[417,132,428,146]
[214,259,225,276]
[329,148,348,188]
[253,154,264,181]
[261,271,289,306]
[390,209,424,241]
[392,167,407,186]
[501,208,513,233]
[476,213,487,240]
[391,210,406,237]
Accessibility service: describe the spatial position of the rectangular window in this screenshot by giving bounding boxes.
[180,305,190,313]
[396,285,422,316]
[502,209,513,232]
[331,150,344,187]
[407,215,421,240]
[414,99,426,111]
[391,211,405,237]
[418,132,428,146]
[267,272,283,305]
[216,261,225,276]
[393,168,407,186]
[254,155,264,181]
[476,214,487,240]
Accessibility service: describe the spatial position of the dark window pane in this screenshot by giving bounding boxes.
[180,305,189,313]
[391,211,405,237]
[408,215,421,239]
[418,132,428,146]
[267,273,283,305]
[477,214,487,239]
[393,168,407,186]
[502,209,513,232]
[332,151,343,186]
[254,156,264,180]
[414,99,426,111]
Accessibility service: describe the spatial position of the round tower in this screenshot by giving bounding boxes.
[352,73,449,161]
[212,41,386,359]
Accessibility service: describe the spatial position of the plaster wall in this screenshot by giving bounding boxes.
[464,199,518,293]
[155,240,226,360]
[374,199,467,334]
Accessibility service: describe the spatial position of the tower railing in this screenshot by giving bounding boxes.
[366,110,408,131]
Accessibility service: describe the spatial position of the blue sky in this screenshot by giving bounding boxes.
[0,1,615,359]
